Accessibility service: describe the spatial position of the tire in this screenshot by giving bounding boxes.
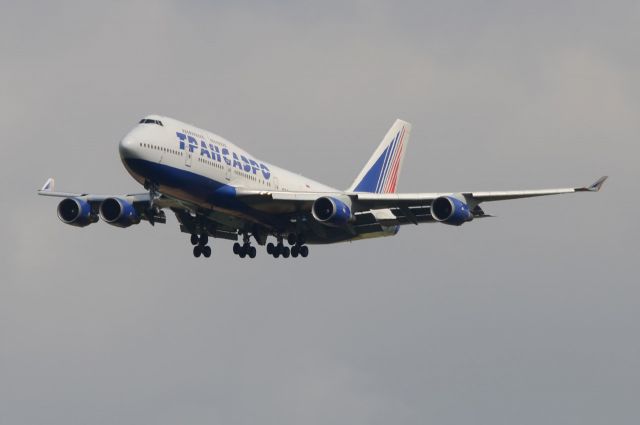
[239,250,247,258]
[287,233,297,245]
[266,242,274,254]
[193,245,202,257]
[233,242,241,255]
[282,246,290,258]
[190,234,199,245]
[273,250,280,258]
[249,246,257,258]
[300,245,309,257]
[291,245,299,257]
[203,245,211,258]
[199,234,208,246]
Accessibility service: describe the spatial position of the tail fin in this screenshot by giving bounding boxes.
[347,119,411,193]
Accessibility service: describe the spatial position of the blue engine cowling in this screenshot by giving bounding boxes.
[312,196,353,227]
[99,197,140,228]
[57,197,97,227]
[431,196,473,226]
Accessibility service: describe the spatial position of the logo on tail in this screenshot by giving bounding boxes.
[348,119,411,193]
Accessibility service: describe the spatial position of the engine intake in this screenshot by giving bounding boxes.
[99,197,140,228]
[431,196,473,226]
[312,196,353,227]
[57,198,97,227]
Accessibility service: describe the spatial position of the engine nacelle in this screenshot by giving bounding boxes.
[431,196,473,226]
[312,196,353,227]
[57,198,97,227]
[99,197,140,228]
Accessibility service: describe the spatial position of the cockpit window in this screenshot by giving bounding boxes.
[139,119,164,126]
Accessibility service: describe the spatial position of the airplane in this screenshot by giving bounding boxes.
[38,115,607,259]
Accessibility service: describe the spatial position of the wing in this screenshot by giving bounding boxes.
[37,177,167,224]
[37,178,241,238]
[350,175,608,209]
[236,176,608,225]
[37,177,151,202]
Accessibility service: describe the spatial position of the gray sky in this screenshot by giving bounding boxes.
[1,1,639,424]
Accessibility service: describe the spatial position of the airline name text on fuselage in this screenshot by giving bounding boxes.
[176,132,271,179]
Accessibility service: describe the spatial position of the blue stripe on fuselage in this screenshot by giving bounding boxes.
[123,158,236,205]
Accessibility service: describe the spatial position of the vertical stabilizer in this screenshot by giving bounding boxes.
[348,119,411,193]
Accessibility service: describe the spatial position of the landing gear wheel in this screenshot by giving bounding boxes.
[193,245,202,258]
[291,245,300,257]
[190,234,199,245]
[282,246,290,258]
[266,242,274,254]
[287,233,297,245]
[300,245,309,257]
[239,248,247,258]
[202,245,211,258]
[233,242,241,255]
[249,246,257,258]
[199,234,208,246]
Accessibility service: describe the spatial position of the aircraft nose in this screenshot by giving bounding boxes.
[119,133,139,160]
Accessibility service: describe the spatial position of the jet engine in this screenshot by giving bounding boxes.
[57,198,97,227]
[312,196,353,227]
[99,197,141,228]
[431,195,473,226]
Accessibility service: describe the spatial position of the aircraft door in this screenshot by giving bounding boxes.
[225,163,232,181]
[185,149,192,167]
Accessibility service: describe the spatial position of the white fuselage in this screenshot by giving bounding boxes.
[120,115,335,195]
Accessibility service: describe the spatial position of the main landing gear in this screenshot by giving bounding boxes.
[188,231,308,260]
[266,234,309,259]
[233,233,257,259]
[190,233,212,258]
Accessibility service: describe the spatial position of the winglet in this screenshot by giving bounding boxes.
[577,176,608,192]
[40,177,55,192]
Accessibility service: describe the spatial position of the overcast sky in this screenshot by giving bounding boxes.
[1,1,639,424]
